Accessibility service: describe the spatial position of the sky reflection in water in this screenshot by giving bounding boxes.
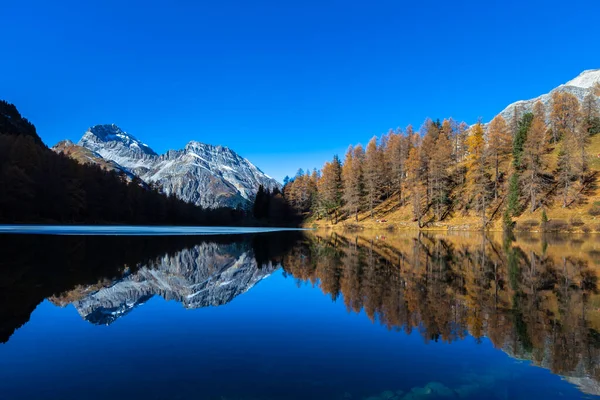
[0,230,597,400]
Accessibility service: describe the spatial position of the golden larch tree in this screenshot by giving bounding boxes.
[521,117,547,212]
[466,122,490,227]
[487,115,512,200]
[364,136,383,218]
[342,145,364,222]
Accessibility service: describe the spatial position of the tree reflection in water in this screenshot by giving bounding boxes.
[282,231,600,393]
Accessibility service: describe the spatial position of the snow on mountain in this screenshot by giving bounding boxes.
[564,69,600,88]
[75,124,280,208]
[496,69,600,123]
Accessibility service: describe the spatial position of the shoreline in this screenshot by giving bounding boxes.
[304,221,600,234]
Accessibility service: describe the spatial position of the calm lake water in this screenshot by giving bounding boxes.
[0,228,598,400]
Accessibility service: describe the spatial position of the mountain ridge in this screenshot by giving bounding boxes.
[496,69,600,123]
[56,124,281,209]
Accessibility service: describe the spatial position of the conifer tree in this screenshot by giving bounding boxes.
[532,100,546,123]
[379,131,393,199]
[364,136,383,218]
[456,121,469,164]
[521,117,547,212]
[406,146,424,226]
[487,115,512,200]
[342,145,364,222]
[318,155,343,223]
[581,89,600,135]
[505,113,534,221]
[511,104,521,137]
[466,122,490,227]
[551,92,581,143]
[430,128,452,220]
[421,119,439,204]
[386,128,409,205]
[557,134,577,208]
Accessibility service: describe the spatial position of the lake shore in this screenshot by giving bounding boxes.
[304,218,600,234]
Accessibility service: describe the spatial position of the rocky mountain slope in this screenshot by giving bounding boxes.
[497,69,600,122]
[55,124,280,209]
[52,139,136,181]
[54,242,276,325]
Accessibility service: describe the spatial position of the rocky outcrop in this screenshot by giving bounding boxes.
[52,139,136,181]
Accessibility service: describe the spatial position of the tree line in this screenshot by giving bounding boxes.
[283,85,600,228]
[0,100,249,225]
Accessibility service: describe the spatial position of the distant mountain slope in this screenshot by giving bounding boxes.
[52,140,136,181]
[497,69,600,122]
[0,100,43,145]
[0,100,243,225]
[77,124,280,208]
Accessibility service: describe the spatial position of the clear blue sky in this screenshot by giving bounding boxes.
[3,0,600,181]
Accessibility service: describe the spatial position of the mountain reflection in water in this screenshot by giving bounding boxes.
[0,232,300,339]
[0,229,598,399]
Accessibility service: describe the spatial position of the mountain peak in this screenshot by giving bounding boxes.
[186,140,231,153]
[563,69,600,89]
[82,124,157,156]
[74,125,280,208]
[54,139,75,148]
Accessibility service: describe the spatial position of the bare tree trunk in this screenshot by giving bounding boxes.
[530,169,536,213]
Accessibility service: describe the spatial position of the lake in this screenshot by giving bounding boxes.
[0,228,598,400]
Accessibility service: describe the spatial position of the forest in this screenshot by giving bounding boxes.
[0,100,264,225]
[283,85,600,230]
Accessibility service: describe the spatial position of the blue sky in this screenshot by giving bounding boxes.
[3,0,600,181]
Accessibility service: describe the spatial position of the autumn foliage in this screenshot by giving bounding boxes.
[283,86,600,229]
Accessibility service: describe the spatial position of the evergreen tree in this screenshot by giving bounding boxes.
[318,155,343,223]
[513,113,533,169]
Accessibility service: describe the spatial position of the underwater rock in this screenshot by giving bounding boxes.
[401,387,430,400]
[424,382,454,397]
[455,383,479,399]
[381,390,396,399]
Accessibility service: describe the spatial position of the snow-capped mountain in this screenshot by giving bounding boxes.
[497,69,600,122]
[51,241,276,325]
[74,124,280,208]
